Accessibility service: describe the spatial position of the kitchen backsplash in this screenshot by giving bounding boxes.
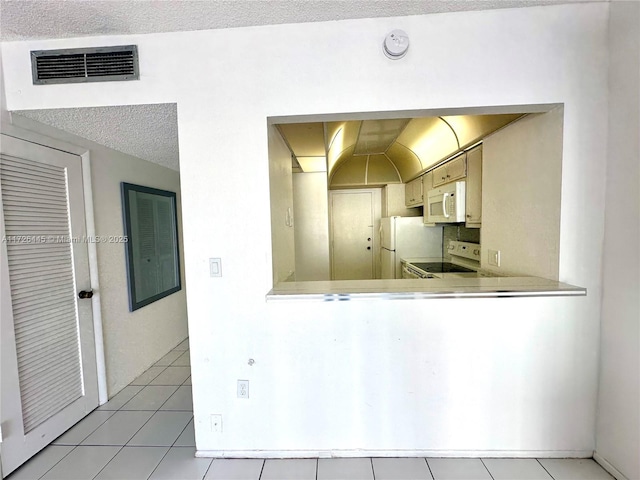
[443,225,481,260]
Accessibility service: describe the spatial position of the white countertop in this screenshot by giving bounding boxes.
[267,276,586,301]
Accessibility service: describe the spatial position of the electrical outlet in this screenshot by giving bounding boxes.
[488,249,501,267]
[237,380,249,399]
[210,414,222,433]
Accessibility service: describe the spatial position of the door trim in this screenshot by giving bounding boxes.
[1,122,107,405]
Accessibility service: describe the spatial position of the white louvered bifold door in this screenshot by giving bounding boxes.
[1,134,98,476]
[2,154,84,432]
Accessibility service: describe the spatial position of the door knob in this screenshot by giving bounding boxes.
[78,290,94,299]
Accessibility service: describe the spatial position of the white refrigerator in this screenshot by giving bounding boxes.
[380,216,443,279]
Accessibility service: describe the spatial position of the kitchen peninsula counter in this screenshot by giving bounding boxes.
[267,276,586,301]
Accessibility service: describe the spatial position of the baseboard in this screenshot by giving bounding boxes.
[594,452,628,480]
[196,449,593,459]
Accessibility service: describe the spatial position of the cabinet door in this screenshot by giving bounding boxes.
[465,146,482,227]
[447,154,467,182]
[404,177,423,207]
[422,171,433,196]
[432,164,448,187]
[432,154,467,186]
[415,176,424,203]
[404,179,414,206]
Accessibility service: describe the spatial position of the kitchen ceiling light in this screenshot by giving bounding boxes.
[383,29,409,59]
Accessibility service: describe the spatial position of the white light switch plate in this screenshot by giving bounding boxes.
[488,249,501,267]
[209,258,222,277]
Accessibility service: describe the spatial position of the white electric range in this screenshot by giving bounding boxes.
[402,241,485,279]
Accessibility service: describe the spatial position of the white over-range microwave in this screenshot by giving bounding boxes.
[426,181,466,223]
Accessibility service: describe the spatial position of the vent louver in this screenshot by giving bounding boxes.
[31,45,139,85]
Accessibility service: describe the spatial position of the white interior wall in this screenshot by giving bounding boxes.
[1,3,612,457]
[292,172,330,281]
[595,2,640,479]
[268,124,295,283]
[482,108,563,279]
[6,114,188,396]
[0,47,9,125]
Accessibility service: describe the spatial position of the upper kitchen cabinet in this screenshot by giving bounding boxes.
[422,170,433,195]
[465,146,482,228]
[432,153,467,187]
[405,176,423,207]
[383,184,421,217]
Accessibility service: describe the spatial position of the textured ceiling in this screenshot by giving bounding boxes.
[0,0,589,42]
[1,0,587,171]
[13,105,180,171]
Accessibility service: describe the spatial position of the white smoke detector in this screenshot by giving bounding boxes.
[383,29,409,59]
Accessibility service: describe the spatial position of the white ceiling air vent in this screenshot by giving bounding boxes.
[31,45,139,85]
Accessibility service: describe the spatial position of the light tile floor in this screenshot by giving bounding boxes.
[8,337,615,480]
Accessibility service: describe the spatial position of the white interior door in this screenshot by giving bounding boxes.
[330,190,378,280]
[0,134,98,476]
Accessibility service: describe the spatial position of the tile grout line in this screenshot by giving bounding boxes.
[91,349,189,451]
[145,444,173,480]
[119,408,192,412]
[200,455,215,480]
[18,342,191,479]
[170,414,194,448]
[129,364,171,387]
[51,408,116,446]
[135,351,183,480]
[172,349,190,367]
[155,383,185,411]
[96,377,166,448]
[536,458,556,480]
[147,366,190,388]
[35,445,78,480]
[370,457,376,480]
[89,445,125,480]
[424,457,435,480]
[258,458,266,480]
[479,458,495,480]
[78,409,157,447]
[173,337,189,351]
[129,349,193,477]
[97,385,145,412]
[119,385,179,412]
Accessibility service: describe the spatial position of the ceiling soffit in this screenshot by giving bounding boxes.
[353,119,409,156]
[277,123,325,157]
[385,142,423,182]
[394,117,459,173]
[443,114,523,149]
[278,113,525,188]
